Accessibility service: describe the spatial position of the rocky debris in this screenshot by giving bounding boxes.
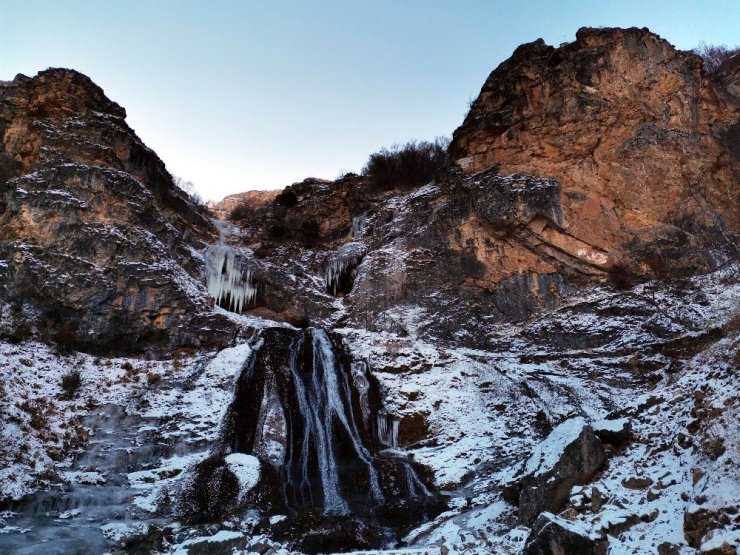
[523,512,607,555]
[684,507,734,549]
[514,417,606,524]
[451,27,740,278]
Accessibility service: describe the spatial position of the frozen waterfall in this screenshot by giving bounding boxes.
[204,244,257,313]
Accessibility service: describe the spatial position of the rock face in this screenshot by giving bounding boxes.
[523,512,608,555]
[1,27,739,555]
[202,30,740,353]
[515,417,606,524]
[0,69,235,354]
[451,27,740,277]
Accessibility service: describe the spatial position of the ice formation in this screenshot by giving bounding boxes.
[204,245,257,313]
[378,413,400,448]
[324,243,366,296]
[325,258,353,296]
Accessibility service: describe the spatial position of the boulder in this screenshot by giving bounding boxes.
[523,512,607,555]
[518,417,606,524]
[592,417,631,448]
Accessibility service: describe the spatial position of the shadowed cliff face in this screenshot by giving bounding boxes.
[0,69,236,354]
[450,27,739,276]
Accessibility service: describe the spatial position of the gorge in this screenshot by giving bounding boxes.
[0,26,739,555]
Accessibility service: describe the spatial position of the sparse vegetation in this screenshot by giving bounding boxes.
[361,137,450,190]
[60,369,82,398]
[229,202,258,221]
[173,175,207,209]
[692,41,739,72]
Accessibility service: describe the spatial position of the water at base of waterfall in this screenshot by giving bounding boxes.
[0,405,203,554]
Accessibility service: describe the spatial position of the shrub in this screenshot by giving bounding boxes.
[275,189,298,207]
[19,400,47,430]
[53,325,78,353]
[229,202,258,221]
[361,137,450,190]
[61,370,82,398]
[693,41,740,72]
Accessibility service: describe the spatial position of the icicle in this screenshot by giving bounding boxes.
[204,245,257,313]
[378,413,400,448]
[324,258,348,296]
[350,361,371,425]
[390,417,399,448]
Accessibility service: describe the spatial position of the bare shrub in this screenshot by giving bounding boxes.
[60,370,82,399]
[362,137,450,190]
[693,41,740,72]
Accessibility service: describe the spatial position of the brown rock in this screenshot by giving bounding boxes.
[451,27,739,278]
[622,476,654,490]
[0,69,236,354]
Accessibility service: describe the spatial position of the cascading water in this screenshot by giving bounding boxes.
[212,327,440,524]
[284,329,383,514]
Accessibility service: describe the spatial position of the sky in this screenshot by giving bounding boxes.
[1,1,738,200]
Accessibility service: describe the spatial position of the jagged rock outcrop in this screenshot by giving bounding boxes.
[451,27,740,278]
[523,512,608,555]
[0,69,236,354]
[207,28,738,349]
[512,417,606,524]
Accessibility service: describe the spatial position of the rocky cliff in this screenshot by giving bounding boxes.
[450,27,739,278]
[0,69,236,354]
[0,27,739,555]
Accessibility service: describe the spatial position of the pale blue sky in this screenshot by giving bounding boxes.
[2,1,738,200]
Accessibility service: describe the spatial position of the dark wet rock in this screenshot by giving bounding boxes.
[592,418,632,448]
[523,512,607,555]
[270,511,385,554]
[516,417,606,524]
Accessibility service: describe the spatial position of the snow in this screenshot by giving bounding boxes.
[171,530,245,554]
[592,417,629,433]
[700,529,740,553]
[225,453,260,501]
[524,417,586,477]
